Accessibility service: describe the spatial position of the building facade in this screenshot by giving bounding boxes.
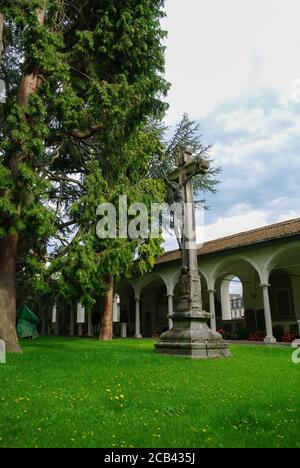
[48,218,300,343]
[230,294,244,319]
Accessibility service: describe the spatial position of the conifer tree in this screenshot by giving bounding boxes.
[0,0,168,350]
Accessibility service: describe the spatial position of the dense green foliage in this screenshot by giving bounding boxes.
[0,1,169,309]
[0,1,221,319]
[149,113,221,204]
[0,338,299,448]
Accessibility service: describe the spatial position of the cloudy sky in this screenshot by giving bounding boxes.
[162,0,300,245]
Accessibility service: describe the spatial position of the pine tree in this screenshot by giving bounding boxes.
[148,113,221,203]
[0,1,169,350]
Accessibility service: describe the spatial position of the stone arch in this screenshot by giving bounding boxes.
[269,269,295,320]
[264,243,300,281]
[220,274,236,320]
[219,275,244,321]
[136,272,168,297]
[114,279,136,337]
[198,267,209,286]
[169,269,181,296]
[138,273,169,338]
[210,254,262,286]
[209,256,261,329]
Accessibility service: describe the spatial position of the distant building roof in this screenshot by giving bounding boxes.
[156,217,300,265]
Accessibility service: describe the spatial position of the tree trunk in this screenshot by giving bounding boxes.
[0,234,21,352]
[0,13,4,62]
[0,7,47,353]
[99,274,114,341]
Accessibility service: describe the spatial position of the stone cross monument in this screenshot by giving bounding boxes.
[155,146,230,359]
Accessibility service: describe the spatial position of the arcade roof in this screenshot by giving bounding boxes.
[156,217,300,265]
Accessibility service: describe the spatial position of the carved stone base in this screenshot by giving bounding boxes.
[155,313,231,359]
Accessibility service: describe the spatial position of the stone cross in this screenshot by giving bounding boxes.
[155,146,230,359]
[166,146,209,316]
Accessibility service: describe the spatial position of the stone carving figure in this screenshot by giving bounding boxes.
[164,146,209,259]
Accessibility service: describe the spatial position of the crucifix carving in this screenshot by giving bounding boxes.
[155,146,230,359]
[165,146,209,271]
[164,146,210,314]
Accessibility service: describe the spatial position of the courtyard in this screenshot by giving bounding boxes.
[0,338,299,448]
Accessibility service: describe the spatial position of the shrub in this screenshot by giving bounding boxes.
[236,327,251,340]
[248,332,264,342]
[281,331,295,343]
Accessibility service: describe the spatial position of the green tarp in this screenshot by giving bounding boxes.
[16,305,39,339]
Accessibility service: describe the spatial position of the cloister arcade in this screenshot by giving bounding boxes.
[113,225,300,343]
[45,219,300,343]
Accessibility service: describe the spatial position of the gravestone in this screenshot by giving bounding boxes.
[155,147,230,359]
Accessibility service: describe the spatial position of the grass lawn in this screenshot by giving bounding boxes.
[0,337,299,448]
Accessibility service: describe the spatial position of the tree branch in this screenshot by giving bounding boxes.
[55,220,77,230]
[41,167,85,190]
[68,123,104,140]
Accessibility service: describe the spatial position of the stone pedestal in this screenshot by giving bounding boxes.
[155,271,230,359]
[155,312,230,359]
[155,147,230,359]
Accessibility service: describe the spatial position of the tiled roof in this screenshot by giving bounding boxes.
[156,218,300,265]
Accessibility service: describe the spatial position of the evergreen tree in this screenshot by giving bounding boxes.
[148,113,221,204]
[0,0,168,350]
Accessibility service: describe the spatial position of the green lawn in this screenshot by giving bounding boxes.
[0,337,299,448]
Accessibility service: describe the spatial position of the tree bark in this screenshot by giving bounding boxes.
[0,6,47,353]
[99,274,114,341]
[0,13,4,63]
[0,234,21,352]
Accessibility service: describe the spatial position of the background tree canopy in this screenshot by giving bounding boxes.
[0,1,220,349]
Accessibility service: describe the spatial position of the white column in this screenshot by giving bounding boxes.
[167,295,174,330]
[77,304,85,337]
[113,294,121,322]
[69,309,75,336]
[87,311,93,337]
[134,297,142,338]
[52,305,59,336]
[260,284,276,343]
[208,289,217,333]
[0,340,6,364]
[220,280,232,320]
[120,323,127,338]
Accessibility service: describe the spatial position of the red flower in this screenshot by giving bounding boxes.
[282,331,295,343]
[248,332,264,342]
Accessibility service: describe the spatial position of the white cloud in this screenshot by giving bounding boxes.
[276,211,300,223]
[202,203,300,244]
[162,1,300,247]
[229,278,243,295]
[203,209,269,241]
[164,0,300,125]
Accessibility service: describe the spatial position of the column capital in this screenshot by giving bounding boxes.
[259,283,270,288]
[135,295,140,301]
[208,289,216,294]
